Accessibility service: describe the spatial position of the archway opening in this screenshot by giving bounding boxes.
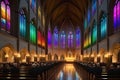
[20,49,29,63]
[0,45,15,63]
[48,53,52,61]
[60,55,65,61]
[54,54,58,61]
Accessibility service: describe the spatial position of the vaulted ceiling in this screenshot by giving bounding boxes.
[41,0,90,30]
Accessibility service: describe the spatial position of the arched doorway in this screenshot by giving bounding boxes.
[60,55,65,61]
[99,48,106,63]
[54,54,58,61]
[76,54,80,61]
[20,49,29,63]
[111,43,120,63]
[30,50,37,62]
[0,45,15,63]
[67,50,72,57]
[48,53,52,61]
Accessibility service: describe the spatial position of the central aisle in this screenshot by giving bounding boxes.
[55,63,82,80]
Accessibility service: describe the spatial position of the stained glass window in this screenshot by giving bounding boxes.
[30,0,36,13]
[76,29,80,48]
[84,35,89,49]
[68,31,73,48]
[19,9,26,38]
[92,22,97,44]
[53,28,58,48]
[87,9,91,24]
[84,18,87,30]
[38,31,41,46]
[113,0,120,32]
[42,35,45,47]
[30,23,36,44]
[48,28,52,48]
[60,31,66,48]
[100,14,107,39]
[92,0,97,16]
[88,32,91,46]
[1,0,10,32]
[38,6,41,20]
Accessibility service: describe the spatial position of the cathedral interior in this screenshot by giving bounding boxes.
[0,0,120,80]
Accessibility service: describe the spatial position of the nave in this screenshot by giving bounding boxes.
[0,62,120,80]
[0,0,120,80]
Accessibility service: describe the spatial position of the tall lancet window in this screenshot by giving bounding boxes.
[53,28,58,48]
[30,0,36,13]
[92,0,97,16]
[113,0,120,32]
[1,0,10,32]
[76,29,81,48]
[100,14,107,39]
[92,22,97,44]
[30,23,36,44]
[60,31,66,48]
[68,31,73,48]
[19,9,26,38]
[48,28,52,48]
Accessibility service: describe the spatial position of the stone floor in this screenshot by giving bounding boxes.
[56,63,82,80]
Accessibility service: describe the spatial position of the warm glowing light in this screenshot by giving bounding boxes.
[104,54,109,58]
[5,54,9,58]
[40,54,46,57]
[22,59,26,63]
[34,54,37,57]
[38,31,42,46]
[42,36,45,47]
[26,53,30,57]
[97,54,100,57]
[84,34,90,49]
[17,54,21,58]
[108,52,112,56]
[91,54,94,57]
[1,1,6,30]
[65,57,75,62]
[38,6,41,20]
